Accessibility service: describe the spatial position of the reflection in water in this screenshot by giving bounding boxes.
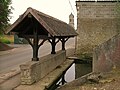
[65,64,75,82]
[65,62,92,82]
[75,63,92,78]
[56,61,92,90]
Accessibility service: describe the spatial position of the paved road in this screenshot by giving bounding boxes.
[0,38,75,74]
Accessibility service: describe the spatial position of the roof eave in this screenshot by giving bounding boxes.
[6,8,34,34]
[5,7,57,37]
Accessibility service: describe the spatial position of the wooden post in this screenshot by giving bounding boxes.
[60,37,69,51]
[51,37,56,54]
[24,36,46,61]
[48,37,59,54]
[61,38,65,50]
[32,29,39,61]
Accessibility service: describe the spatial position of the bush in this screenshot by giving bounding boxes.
[1,39,11,44]
[0,36,11,44]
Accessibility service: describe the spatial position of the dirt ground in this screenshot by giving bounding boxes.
[73,69,120,90]
[57,68,120,90]
[0,42,13,51]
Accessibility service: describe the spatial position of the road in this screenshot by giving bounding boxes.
[0,38,75,74]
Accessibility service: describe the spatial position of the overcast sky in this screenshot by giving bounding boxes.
[10,0,77,28]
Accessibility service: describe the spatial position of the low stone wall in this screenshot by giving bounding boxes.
[57,72,93,90]
[20,50,66,85]
[93,34,120,72]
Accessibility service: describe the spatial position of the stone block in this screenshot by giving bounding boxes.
[76,1,120,54]
[20,50,66,85]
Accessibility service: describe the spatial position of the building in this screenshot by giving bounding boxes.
[69,13,74,28]
[76,0,120,55]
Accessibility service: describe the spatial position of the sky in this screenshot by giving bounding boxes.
[10,0,77,28]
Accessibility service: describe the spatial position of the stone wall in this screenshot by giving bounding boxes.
[93,34,120,72]
[57,72,93,90]
[75,63,92,78]
[20,50,66,85]
[76,1,120,54]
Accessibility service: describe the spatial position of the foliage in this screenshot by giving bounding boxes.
[0,0,13,35]
[0,36,10,44]
[1,38,11,44]
[0,35,13,44]
[79,53,92,60]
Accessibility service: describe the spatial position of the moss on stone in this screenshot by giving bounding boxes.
[79,53,92,60]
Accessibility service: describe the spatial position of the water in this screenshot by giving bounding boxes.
[55,61,92,90]
[65,64,75,82]
[65,62,92,82]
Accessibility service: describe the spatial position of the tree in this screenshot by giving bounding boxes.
[0,0,12,35]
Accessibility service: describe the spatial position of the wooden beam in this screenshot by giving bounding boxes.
[18,34,49,39]
[48,37,59,54]
[38,39,47,48]
[21,23,33,34]
[59,37,70,50]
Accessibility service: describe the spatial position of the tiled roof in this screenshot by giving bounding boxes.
[6,7,78,37]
